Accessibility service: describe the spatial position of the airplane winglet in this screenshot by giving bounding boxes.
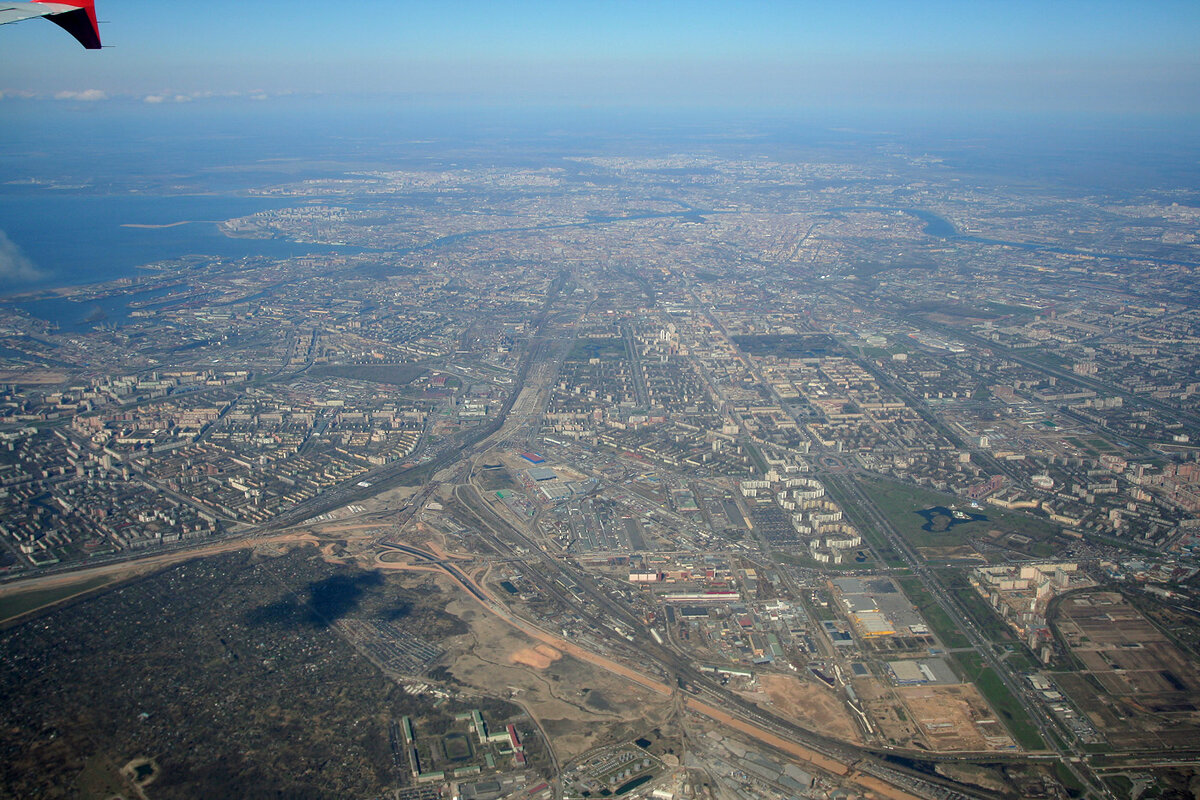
[32,0,100,49]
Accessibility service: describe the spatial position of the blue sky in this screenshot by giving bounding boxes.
[1,0,1198,112]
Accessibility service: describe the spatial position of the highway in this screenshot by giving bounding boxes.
[824,471,1112,799]
[377,542,491,605]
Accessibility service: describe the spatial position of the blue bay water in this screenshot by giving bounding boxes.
[0,193,361,294]
[3,100,1197,304]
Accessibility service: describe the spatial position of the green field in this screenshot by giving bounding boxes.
[1103,774,1134,799]
[952,651,1046,751]
[803,592,841,622]
[309,364,426,386]
[859,478,1057,555]
[939,569,1018,642]
[568,338,626,361]
[0,575,115,623]
[1054,762,1086,798]
[895,576,971,649]
[824,478,906,567]
[1064,434,1120,457]
[744,441,769,476]
[1000,648,1041,674]
[773,550,872,571]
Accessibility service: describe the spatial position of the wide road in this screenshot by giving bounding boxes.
[825,471,1111,800]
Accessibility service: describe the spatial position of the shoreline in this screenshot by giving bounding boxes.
[119,220,218,229]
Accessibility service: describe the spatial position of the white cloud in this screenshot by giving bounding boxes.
[143,90,273,104]
[54,89,108,102]
[0,231,44,284]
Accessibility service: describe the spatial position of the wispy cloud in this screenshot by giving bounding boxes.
[142,93,193,104]
[54,89,108,101]
[0,231,44,284]
[4,88,300,104]
[140,89,286,104]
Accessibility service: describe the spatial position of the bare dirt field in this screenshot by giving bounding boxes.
[0,370,69,384]
[915,545,985,562]
[438,590,672,762]
[354,484,420,514]
[1052,591,1200,750]
[757,674,861,743]
[854,677,921,748]
[0,531,323,621]
[510,644,562,670]
[897,685,1015,751]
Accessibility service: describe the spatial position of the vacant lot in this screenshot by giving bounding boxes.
[0,574,116,624]
[441,591,673,763]
[758,673,861,743]
[309,364,426,386]
[952,651,1045,751]
[898,685,1015,752]
[860,478,1057,557]
[1051,591,1200,751]
[855,676,921,749]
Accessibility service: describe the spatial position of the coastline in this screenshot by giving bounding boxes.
[119,220,218,229]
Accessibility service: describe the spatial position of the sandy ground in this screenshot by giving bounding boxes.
[310,522,386,533]
[438,589,671,763]
[757,674,862,743]
[916,545,986,561]
[355,483,420,514]
[319,542,349,564]
[423,539,469,560]
[0,370,69,384]
[510,644,562,670]
[0,532,321,600]
[4,523,925,800]
[373,554,443,574]
[371,545,923,798]
[897,685,1015,751]
[121,221,203,228]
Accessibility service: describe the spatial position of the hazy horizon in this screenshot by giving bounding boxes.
[2,0,1197,115]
